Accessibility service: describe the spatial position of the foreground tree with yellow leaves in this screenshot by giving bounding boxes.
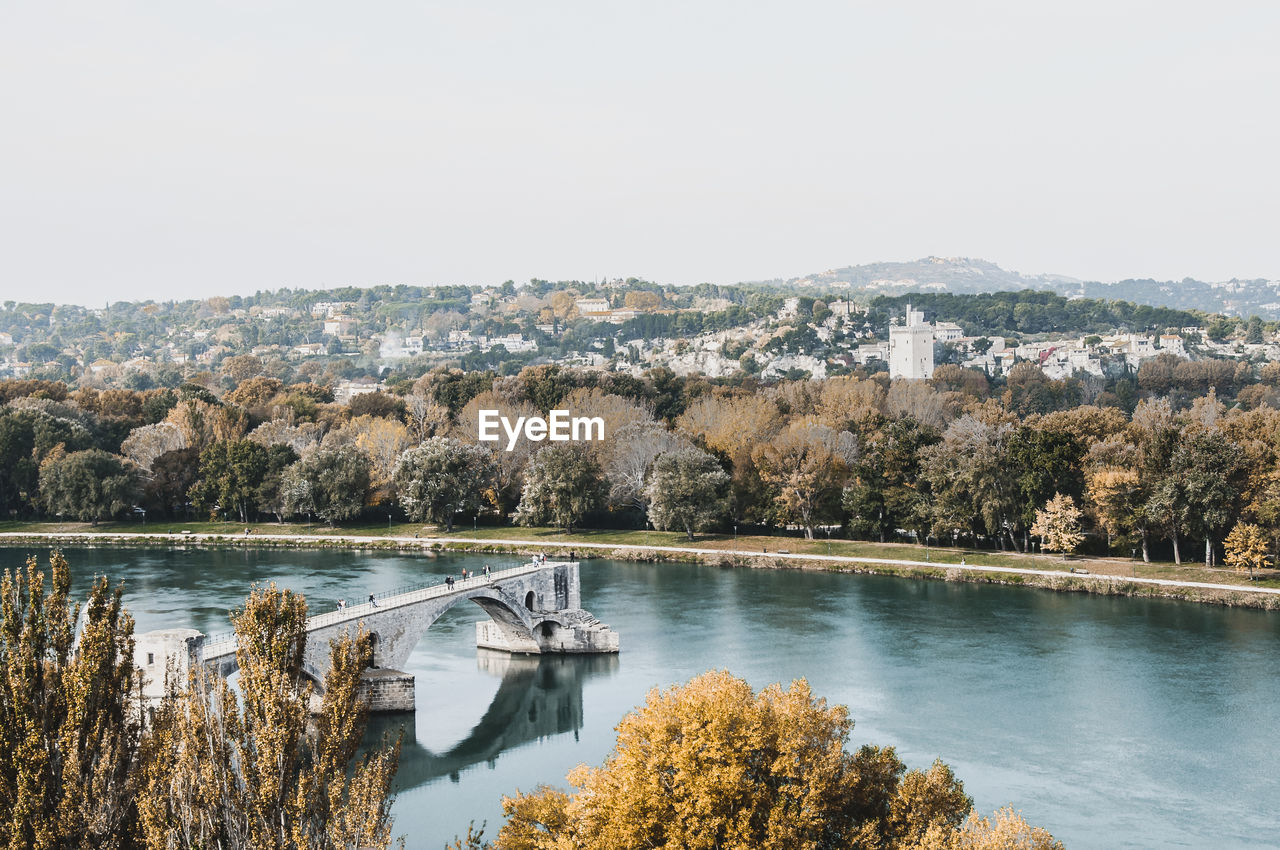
[0,552,143,849]
[495,671,1060,850]
[135,584,401,850]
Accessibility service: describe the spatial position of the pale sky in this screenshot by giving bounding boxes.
[2,1,1277,305]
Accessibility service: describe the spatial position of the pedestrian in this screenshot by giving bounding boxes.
[368,594,378,608]
[484,564,491,577]
[337,599,346,611]
[446,575,454,589]
[570,550,576,563]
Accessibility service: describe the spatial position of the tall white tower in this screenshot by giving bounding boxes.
[889,303,934,380]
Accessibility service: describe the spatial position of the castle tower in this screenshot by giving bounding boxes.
[889,303,934,380]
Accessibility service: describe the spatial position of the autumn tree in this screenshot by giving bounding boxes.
[1224,522,1269,579]
[323,415,412,503]
[394,437,495,531]
[645,446,731,540]
[753,422,855,538]
[1030,493,1085,556]
[922,807,1064,850]
[497,671,974,850]
[0,552,142,848]
[515,445,604,533]
[136,584,400,849]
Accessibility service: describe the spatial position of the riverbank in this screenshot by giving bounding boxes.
[3,523,1278,611]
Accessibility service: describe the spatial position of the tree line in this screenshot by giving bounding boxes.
[4,361,1280,569]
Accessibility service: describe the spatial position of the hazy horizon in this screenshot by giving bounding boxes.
[3,2,1277,305]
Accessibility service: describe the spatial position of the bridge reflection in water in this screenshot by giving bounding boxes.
[367,649,619,789]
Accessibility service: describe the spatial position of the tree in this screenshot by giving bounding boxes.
[753,423,855,539]
[515,445,604,533]
[1169,431,1246,567]
[645,446,731,540]
[1224,522,1269,579]
[1008,425,1085,542]
[843,417,939,544]
[1030,493,1085,556]
[324,415,412,502]
[189,440,270,523]
[603,420,685,517]
[120,421,187,473]
[0,552,142,848]
[142,447,202,519]
[394,437,495,531]
[497,671,975,850]
[280,446,372,526]
[924,807,1063,850]
[136,584,400,849]
[920,415,1021,550]
[254,444,301,523]
[38,449,138,524]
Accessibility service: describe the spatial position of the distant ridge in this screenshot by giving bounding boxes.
[762,256,1280,319]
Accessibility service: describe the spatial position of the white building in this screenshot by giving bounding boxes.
[574,298,611,316]
[889,304,934,380]
[932,321,964,343]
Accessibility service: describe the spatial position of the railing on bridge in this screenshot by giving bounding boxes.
[199,560,560,660]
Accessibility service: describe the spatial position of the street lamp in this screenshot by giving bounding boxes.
[474,515,478,538]
[733,524,738,552]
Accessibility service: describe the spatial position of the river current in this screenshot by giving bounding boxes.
[8,545,1278,849]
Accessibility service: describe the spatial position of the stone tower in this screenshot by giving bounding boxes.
[889,303,934,380]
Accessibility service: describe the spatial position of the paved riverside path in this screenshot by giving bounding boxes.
[4,530,1279,598]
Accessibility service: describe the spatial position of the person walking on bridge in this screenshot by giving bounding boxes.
[368,594,378,608]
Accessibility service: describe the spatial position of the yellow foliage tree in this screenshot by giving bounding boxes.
[1030,493,1085,556]
[497,671,974,850]
[1224,522,1270,578]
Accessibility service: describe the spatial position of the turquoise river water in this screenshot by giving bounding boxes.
[7,545,1278,849]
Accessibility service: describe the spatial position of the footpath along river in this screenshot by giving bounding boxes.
[9,545,1278,849]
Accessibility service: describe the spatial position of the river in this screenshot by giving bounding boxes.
[8,545,1278,849]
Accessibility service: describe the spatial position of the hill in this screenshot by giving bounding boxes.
[770,256,1280,319]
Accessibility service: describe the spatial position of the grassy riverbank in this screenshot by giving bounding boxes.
[2,520,1278,610]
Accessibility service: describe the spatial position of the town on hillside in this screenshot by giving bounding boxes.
[1,282,1273,399]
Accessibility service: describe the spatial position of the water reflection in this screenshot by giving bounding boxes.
[368,650,618,790]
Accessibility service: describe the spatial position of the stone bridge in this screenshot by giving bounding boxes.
[135,559,618,710]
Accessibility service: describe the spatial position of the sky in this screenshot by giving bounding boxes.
[1,1,1278,305]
